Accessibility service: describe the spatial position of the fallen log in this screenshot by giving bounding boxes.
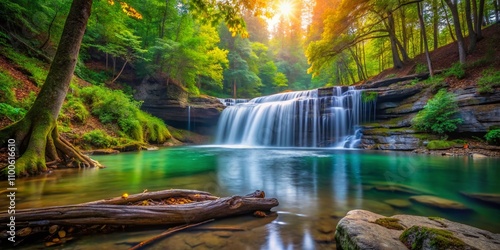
[0,189,278,227]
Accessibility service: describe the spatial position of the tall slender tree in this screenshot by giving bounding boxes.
[1,0,97,175]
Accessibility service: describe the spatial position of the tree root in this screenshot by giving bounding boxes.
[0,113,102,177]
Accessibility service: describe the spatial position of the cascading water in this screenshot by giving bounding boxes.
[215,87,376,148]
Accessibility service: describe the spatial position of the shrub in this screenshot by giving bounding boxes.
[427,140,455,150]
[423,75,447,93]
[80,85,170,143]
[415,63,427,74]
[0,103,26,121]
[82,130,117,148]
[412,89,462,135]
[62,95,90,123]
[444,62,465,79]
[485,129,500,146]
[477,68,500,94]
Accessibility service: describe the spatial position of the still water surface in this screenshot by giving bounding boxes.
[5,146,500,249]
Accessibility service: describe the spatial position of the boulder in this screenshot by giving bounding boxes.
[335,210,500,250]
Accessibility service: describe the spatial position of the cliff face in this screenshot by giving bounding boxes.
[360,78,500,151]
[134,75,225,135]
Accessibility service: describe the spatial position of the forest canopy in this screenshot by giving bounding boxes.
[1,0,497,98]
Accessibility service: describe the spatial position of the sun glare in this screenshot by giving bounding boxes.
[279,1,294,17]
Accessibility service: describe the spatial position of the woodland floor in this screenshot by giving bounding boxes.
[1,24,499,159]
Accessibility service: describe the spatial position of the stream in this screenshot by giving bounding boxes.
[3,146,500,249]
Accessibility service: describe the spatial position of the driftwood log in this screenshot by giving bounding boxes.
[1,189,278,227]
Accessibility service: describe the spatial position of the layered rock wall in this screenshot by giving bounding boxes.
[134,76,224,135]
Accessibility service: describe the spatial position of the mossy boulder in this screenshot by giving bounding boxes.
[399,226,477,250]
[335,210,500,250]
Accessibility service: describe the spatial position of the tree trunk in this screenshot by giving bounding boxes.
[464,0,477,53]
[0,190,278,227]
[432,0,440,51]
[495,0,499,23]
[0,0,99,176]
[386,13,404,68]
[442,0,457,42]
[111,59,128,83]
[418,2,434,77]
[445,0,467,64]
[476,0,485,39]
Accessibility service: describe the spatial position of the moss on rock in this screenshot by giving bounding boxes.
[374,217,405,230]
[399,226,475,250]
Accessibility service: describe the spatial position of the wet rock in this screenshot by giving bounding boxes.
[315,220,335,234]
[184,234,204,247]
[409,195,470,210]
[372,183,429,195]
[201,234,227,248]
[335,210,407,249]
[336,210,500,250]
[330,211,348,219]
[355,200,394,214]
[460,192,500,206]
[470,153,488,158]
[313,233,335,243]
[384,199,412,208]
[213,231,232,238]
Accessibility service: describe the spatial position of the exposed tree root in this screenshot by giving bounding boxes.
[0,112,102,177]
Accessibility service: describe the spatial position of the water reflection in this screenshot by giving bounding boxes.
[2,147,500,249]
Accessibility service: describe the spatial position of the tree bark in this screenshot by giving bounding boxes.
[441,0,457,41]
[418,2,434,77]
[432,0,440,50]
[0,0,98,176]
[464,0,477,53]
[444,0,467,64]
[476,0,485,39]
[385,13,404,68]
[0,190,278,227]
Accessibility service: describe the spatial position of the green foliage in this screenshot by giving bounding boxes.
[362,91,378,103]
[415,63,427,74]
[444,63,466,79]
[62,95,90,123]
[477,68,500,94]
[0,69,18,105]
[273,72,288,91]
[82,130,118,148]
[426,140,455,150]
[80,85,170,143]
[74,60,107,86]
[4,48,48,86]
[485,129,500,146]
[412,89,462,135]
[0,103,27,121]
[423,75,447,93]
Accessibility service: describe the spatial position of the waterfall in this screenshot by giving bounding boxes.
[215,87,376,148]
[187,106,191,131]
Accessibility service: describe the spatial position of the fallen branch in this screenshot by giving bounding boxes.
[129,219,214,250]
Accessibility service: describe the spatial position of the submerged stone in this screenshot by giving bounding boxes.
[460,192,500,206]
[410,195,470,210]
[384,199,412,208]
